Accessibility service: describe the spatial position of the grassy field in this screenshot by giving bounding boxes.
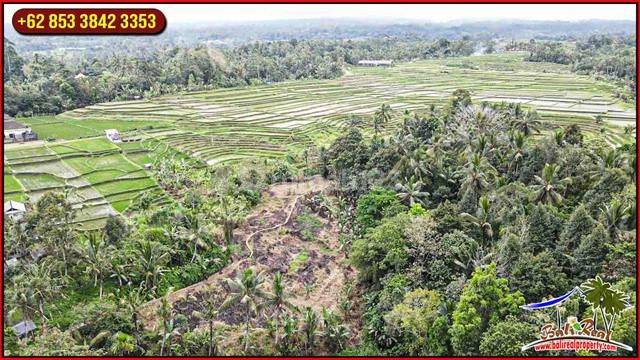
[4,53,635,227]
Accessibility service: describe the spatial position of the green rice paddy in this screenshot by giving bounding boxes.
[4,53,635,228]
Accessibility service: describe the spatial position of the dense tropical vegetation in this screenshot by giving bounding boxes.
[2,16,636,357]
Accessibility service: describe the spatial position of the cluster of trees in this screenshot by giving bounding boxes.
[320,93,636,355]
[2,153,272,355]
[524,35,636,102]
[3,36,475,116]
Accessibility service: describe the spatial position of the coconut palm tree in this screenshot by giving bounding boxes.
[512,110,541,136]
[531,163,571,206]
[213,195,245,245]
[134,240,169,296]
[508,131,526,174]
[220,267,269,352]
[395,177,429,206]
[601,198,631,239]
[456,153,496,196]
[191,286,221,356]
[265,272,297,347]
[178,212,211,263]
[157,295,175,356]
[78,231,111,298]
[386,145,433,184]
[453,237,494,276]
[460,196,497,244]
[373,103,393,136]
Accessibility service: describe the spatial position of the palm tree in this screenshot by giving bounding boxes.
[178,212,211,263]
[220,267,269,352]
[508,131,526,174]
[191,287,221,356]
[373,103,392,136]
[395,177,429,206]
[265,272,297,347]
[7,261,62,323]
[512,110,541,136]
[302,307,319,355]
[213,195,245,244]
[387,145,433,184]
[78,231,111,298]
[601,198,631,239]
[453,237,494,276]
[157,295,175,356]
[531,163,571,206]
[460,196,496,244]
[134,240,169,296]
[109,332,139,356]
[456,153,495,196]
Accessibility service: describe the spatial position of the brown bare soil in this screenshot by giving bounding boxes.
[137,175,360,351]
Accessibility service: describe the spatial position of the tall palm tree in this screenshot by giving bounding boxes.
[395,177,429,206]
[393,146,433,184]
[178,212,211,263]
[601,198,631,239]
[460,196,497,244]
[453,237,494,276]
[157,295,175,356]
[134,240,169,296]
[512,110,541,136]
[78,231,111,298]
[265,272,297,347]
[191,286,221,356]
[213,195,245,245]
[508,131,526,174]
[531,163,571,206]
[220,267,269,352]
[373,103,392,136]
[456,153,495,196]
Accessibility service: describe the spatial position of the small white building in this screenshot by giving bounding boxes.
[4,201,26,220]
[105,129,121,143]
[4,115,37,143]
[357,60,393,67]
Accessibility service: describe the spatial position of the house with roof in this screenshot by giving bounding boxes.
[4,114,37,143]
[4,200,26,220]
[12,320,36,338]
[105,129,121,143]
[357,60,393,67]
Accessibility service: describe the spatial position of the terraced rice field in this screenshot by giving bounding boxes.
[4,138,174,229]
[4,53,635,226]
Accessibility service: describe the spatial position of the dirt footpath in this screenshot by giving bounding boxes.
[138,176,358,336]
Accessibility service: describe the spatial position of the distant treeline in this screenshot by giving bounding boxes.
[510,34,636,102]
[3,37,476,116]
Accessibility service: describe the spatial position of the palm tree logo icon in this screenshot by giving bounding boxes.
[581,276,631,342]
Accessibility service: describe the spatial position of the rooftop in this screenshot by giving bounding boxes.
[12,320,36,337]
[4,201,26,213]
[4,120,30,131]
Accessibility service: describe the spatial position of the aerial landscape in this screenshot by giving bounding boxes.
[2,4,637,356]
